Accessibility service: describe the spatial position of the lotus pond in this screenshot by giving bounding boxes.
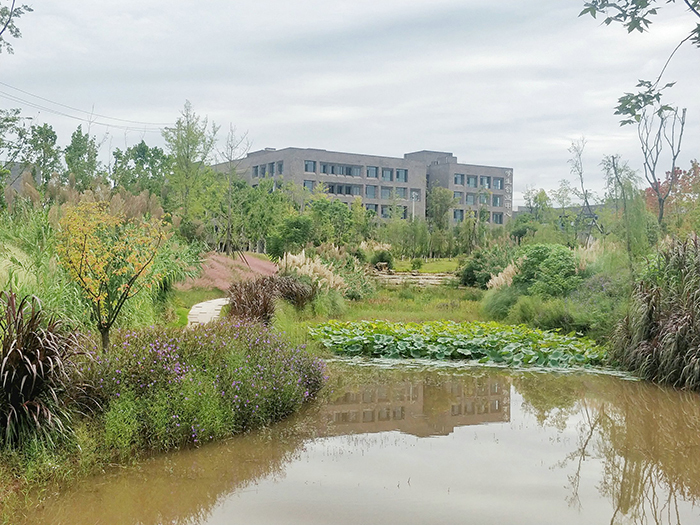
[15,358,700,525]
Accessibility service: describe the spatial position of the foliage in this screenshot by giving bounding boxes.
[63,126,101,191]
[56,201,165,349]
[308,244,375,301]
[614,235,700,390]
[309,319,605,368]
[0,2,32,54]
[514,243,581,297]
[426,186,457,231]
[410,258,423,271]
[460,244,515,289]
[111,141,173,197]
[370,249,394,270]
[227,276,280,324]
[88,320,325,452]
[481,286,520,321]
[0,292,82,446]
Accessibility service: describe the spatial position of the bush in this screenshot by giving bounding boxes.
[411,258,423,271]
[460,245,514,289]
[370,250,394,270]
[514,244,580,297]
[481,286,520,321]
[227,276,279,324]
[0,292,82,446]
[88,320,325,452]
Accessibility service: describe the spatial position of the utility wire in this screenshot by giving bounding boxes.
[0,80,174,129]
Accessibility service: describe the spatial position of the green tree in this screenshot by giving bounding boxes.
[162,101,219,222]
[214,125,249,254]
[0,108,28,195]
[64,125,101,191]
[56,201,165,350]
[0,1,32,54]
[111,140,172,197]
[23,123,62,187]
[426,186,456,231]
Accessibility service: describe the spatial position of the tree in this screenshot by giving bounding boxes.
[523,187,551,222]
[64,125,101,191]
[22,123,62,188]
[426,186,456,231]
[110,140,172,197]
[215,125,249,254]
[56,201,165,350]
[162,101,218,222]
[0,108,28,195]
[0,1,32,54]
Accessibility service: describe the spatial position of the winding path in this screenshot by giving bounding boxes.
[187,298,229,326]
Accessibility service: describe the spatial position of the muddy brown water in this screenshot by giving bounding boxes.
[19,360,700,525]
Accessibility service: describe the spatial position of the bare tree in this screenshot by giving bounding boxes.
[217,124,250,255]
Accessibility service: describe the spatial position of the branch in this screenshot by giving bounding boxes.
[0,0,16,39]
[684,0,700,19]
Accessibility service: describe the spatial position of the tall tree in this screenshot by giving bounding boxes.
[0,1,32,54]
[215,125,249,254]
[162,101,219,222]
[64,125,101,191]
[111,140,172,197]
[23,123,61,187]
[426,186,456,231]
[0,108,28,193]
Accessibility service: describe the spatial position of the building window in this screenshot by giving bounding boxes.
[252,166,259,178]
[410,189,421,202]
[453,191,463,204]
[479,193,489,205]
[396,169,408,182]
[326,184,335,194]
[466,175,477,188]
[260,164,267,177]
[344,185,353,195]
[454,173,465,185]
[352,166,361,177]
[466,193,475,205]
[381,186,393,200]
[366,185,377,199]
[454,209,465,222]
[304,160,316,173]
[277,161,284,175]
[381,205,391,219]
[480,176,491,189]
[303,180,315,191]
[492,212,504,225]
[492,195,502,207]
[395,187,408,199]
[366,203,378,213]
[321,163,329,174]
[381,168,393,181]
[366,166,378,178]
[268,162,275,176]
[494,177,504,190]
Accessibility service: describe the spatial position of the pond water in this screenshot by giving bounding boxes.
[21,360,700,525]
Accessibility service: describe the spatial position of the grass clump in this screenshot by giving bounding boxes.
[614,235,700,390]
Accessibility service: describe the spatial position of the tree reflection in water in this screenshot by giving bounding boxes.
[517,372,700,525]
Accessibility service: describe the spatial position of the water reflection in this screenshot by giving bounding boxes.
[16,364,700,525]
[323,374,510,437]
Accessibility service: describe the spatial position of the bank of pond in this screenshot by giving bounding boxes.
[4,313,700,524]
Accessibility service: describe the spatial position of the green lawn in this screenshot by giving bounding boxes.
[393,258,461,273]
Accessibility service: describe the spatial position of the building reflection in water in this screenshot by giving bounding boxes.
[322,375,510,437]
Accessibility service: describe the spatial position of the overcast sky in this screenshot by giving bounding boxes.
[1,0,698,205]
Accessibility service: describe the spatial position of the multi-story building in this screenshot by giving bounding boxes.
[215,147,513,224]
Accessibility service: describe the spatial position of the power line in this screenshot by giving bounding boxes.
[0,80,175,130]
[0,91,166,133]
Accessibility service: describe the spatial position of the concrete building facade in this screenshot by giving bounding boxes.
[216,147,513,224]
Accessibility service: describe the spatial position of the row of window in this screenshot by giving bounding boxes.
[252,162,284,178]
[453,173,504,190]
[364,204,410,219]
[453,192,504,207]
[453,210,504,225]
[303,181,422,201]
[305,161,409,182]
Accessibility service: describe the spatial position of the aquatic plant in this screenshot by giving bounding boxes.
[309,319,605,368]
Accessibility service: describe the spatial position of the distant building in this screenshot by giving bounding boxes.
[214,147,513,224]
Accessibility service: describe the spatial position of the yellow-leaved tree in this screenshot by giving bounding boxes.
[56,201,165,350]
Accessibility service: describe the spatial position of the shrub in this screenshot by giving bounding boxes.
[275,275,317,311]
[481,286,520,320]
[88,320,325,452]
[370,250,394,270]
[460,245,514,289]
[514,244,580,297]
[0,292,82,446]
[411,258,423,271]
[227,276,279,324]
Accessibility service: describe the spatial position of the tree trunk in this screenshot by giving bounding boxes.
[100,327,110,351]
